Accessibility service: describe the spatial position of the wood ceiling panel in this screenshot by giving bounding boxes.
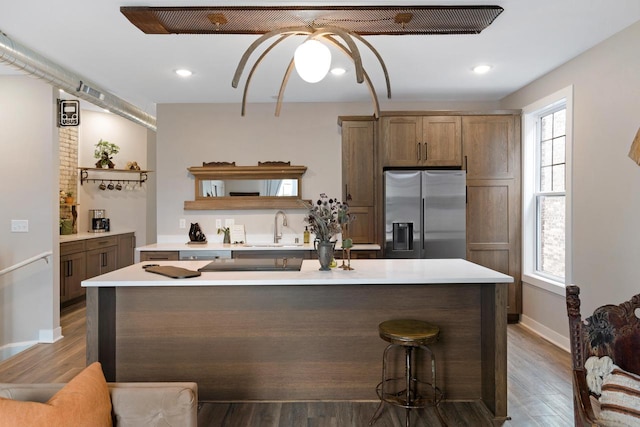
[121,5,503,36]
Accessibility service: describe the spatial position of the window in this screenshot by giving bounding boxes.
[536,108,566,280]
[522,86,572,293]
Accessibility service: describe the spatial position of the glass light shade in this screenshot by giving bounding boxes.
[472,64,491,74]
[294,40,331,83]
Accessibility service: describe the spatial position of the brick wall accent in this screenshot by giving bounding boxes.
[59,126,78,232]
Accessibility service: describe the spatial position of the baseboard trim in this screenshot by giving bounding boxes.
[0,341,37,362]
[520,314,570,353]
[39,327,63,344]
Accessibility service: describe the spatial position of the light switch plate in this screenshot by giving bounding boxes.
[179,219,186,229]
[215,219,222,229]
[11,219,29,232]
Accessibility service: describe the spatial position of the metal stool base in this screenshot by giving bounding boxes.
[369,344,447,427]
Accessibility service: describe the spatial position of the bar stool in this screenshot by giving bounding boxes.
[369,319,446,427]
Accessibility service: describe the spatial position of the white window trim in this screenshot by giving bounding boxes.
[522,85,573,297]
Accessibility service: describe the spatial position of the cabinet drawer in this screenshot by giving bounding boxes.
[232,250,310,259]
[86,236,119,250]
[140,251,180,261]
[60,240,86,256]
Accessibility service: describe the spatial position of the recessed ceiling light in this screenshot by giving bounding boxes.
[175,69,193,77]
[473,64,492,74]
[330,67,346,76]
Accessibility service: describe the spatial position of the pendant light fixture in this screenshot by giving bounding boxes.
[121,5,504,117]
[294,39,332,83]
[232,25,391,117]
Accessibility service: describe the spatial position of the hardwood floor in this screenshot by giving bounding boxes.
[0,300,573,426]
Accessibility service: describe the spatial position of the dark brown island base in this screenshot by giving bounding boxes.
[84,258,512,422]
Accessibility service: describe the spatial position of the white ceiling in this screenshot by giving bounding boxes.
[1,1,640,117]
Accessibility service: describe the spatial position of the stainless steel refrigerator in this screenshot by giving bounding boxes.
[384,170,466,259]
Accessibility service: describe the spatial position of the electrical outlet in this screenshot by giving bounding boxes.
[11,219,29,233]
[225,218,234,227]
[215,219,222,229]
[179,219,186,229]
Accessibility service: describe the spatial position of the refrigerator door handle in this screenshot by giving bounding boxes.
[421,197,426,251]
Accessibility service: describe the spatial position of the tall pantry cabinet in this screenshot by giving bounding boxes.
[339,117,376,245]
[463,115,521,318]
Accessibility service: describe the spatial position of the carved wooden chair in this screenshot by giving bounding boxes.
[566,285,640,426]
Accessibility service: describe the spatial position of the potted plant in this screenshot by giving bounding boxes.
[94,139,120,168]
[64,191,74,205]
[60,217,73,235]
[217,226,231,244]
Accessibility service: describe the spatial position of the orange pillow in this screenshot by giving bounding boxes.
[0,362,112,427]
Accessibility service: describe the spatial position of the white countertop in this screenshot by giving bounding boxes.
[82,258,513,287]
[136,242,381,252]
[60,229,136,243]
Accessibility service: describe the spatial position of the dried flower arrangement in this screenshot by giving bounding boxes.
[304,193,354,242]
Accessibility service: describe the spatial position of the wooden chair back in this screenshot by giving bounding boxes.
[566,285,640,426]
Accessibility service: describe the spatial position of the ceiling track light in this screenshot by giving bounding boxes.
[231,25,391,117]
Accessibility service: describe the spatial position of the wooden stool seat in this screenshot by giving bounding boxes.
[379,319,440,346]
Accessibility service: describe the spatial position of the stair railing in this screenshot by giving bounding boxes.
[0,251,52,278]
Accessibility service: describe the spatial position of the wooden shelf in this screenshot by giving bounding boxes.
[79,167,152,186]
[185,164,308,210]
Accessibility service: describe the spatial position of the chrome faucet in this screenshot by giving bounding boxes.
[274,210,288,243]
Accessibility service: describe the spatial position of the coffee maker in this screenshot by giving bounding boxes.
[89,209,110,233]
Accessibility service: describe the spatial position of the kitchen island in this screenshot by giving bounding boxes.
[83,258,512,420]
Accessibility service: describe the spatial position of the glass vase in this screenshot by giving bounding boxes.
[315,240,335,271]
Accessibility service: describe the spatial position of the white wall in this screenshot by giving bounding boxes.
[156,100,499,243]
[78,110,152,245]
[501,21,640,340]
[0,76,59,359]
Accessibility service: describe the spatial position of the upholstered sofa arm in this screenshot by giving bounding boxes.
[0,382,198,427]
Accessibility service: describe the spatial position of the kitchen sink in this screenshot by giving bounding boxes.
[198,257,303,272]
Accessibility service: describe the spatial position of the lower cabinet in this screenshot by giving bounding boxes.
[60,250,86,302]
[60,233,135,305]
[232,250,312,259]
[117,233,136,268]
[86,247,117,278]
